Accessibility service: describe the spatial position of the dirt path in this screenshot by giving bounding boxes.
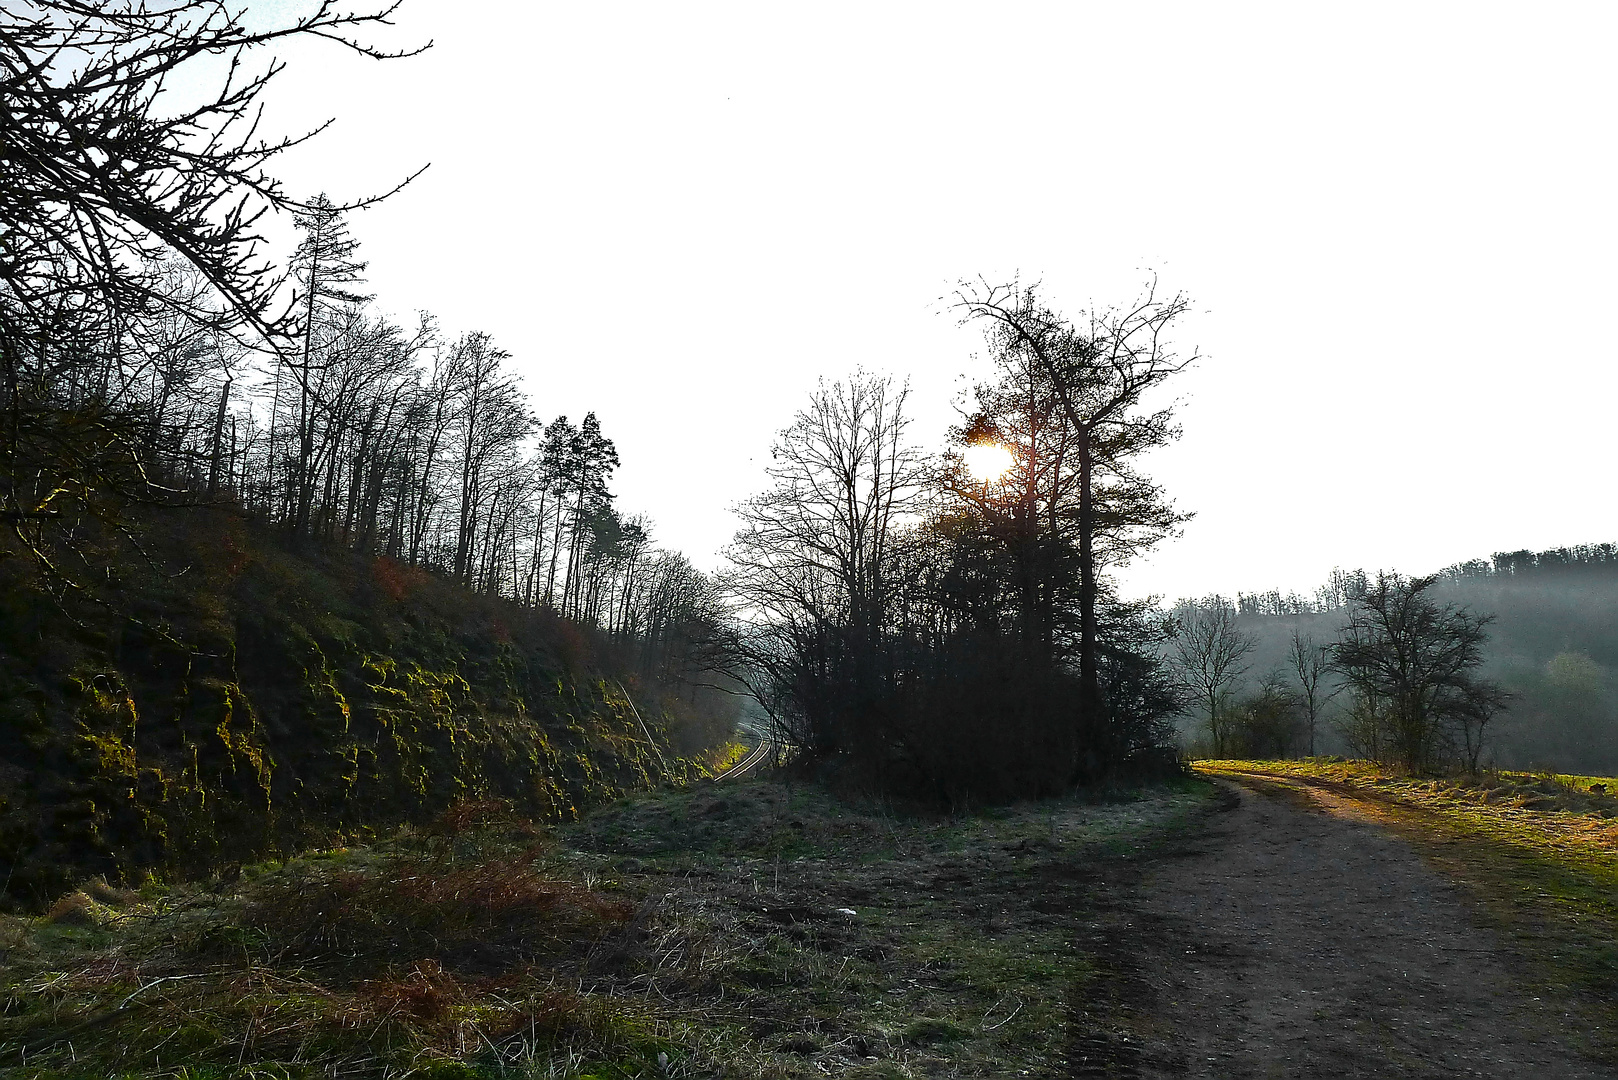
[1105,778,1603,1079]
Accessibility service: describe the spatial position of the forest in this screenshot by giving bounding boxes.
[4,0,1603,851]
[1171,545,1618,773]
[0,0,740,905]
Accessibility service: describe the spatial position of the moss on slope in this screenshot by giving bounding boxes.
[0,510,707,907]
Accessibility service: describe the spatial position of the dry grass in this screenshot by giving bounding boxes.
[0,818,679,1078]
[0,780,1218,1079]
[231,850,635,978]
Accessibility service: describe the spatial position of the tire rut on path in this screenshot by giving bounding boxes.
[1099,779,1603,1079]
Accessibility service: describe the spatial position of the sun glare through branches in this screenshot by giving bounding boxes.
[963,442,1016,483]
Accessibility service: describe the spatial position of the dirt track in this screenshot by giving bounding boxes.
[1103,779,1603,1079]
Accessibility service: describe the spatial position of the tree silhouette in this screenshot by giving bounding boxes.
[955,281,1194,772]
[0,0,423,600]
[1172,596,1256,757]
[1332,573,1508,771]
[285,195,372,538]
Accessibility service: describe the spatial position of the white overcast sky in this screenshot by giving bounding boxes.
[242,1,1617,602]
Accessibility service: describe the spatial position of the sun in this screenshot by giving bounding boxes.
[962,443,1016,483]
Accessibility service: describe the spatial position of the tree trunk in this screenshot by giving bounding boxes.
[1076,425,1102,776]
[206,374,231,497]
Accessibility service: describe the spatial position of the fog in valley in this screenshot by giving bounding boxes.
[1178,546,1618,773]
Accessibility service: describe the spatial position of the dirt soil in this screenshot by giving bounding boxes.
[1098,777,1606,1079]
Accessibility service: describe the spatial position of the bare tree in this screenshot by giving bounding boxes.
[441,333,531,584]
[0,0,423,603]
[1172,595,1256,757]
[726,373,924,755]
[1289,628,1339,757]
[1335,690,1392,763]
[1331,573,1508,771]
[402,336,457,565]
[286,196,371,538]
[1233,670,1304,759]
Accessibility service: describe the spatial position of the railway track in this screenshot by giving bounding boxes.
[712,733,775,781]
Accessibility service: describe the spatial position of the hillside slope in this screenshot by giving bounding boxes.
[1194,554,1618,771]
[0,508,722,907]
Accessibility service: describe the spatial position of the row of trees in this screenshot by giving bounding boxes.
[1175,575,1507,772]
[1230,544,1618,773]
[726,283,1194,798]
[0,0,723,686]
[1236,543,1618,626]
[15,186,718,663]
[1442,543,1618,580]
[1233,568,1369,617]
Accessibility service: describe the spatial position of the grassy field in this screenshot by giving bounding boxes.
[1199,758,1618,1047]
[0,779,1217,1079]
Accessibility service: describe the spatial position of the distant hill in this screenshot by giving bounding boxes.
[1432,547,1618,771]
[0,507,731,909]
[1202,544,1618,772]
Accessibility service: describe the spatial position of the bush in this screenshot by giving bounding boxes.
[1224,673,1304,759]
[894,636,1080,803]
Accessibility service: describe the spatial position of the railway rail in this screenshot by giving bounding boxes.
[712,732,776,781]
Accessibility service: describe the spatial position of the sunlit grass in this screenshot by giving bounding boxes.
[704,739,752,774]
[1199,758,1618,876]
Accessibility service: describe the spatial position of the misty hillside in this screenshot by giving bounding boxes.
[1206,544,1618,772]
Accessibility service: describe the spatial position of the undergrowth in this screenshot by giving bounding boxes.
[0,782,1216,1078]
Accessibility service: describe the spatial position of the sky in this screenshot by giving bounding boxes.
[237,1,1617,602]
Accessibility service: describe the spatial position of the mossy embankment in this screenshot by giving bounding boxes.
[0,507,725,908]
